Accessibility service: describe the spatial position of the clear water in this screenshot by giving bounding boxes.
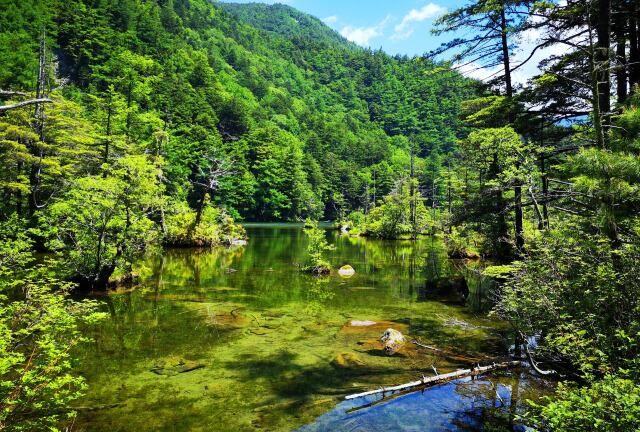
[74,223,553,431]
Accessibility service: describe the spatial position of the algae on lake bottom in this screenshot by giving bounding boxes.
[74,224,553,431]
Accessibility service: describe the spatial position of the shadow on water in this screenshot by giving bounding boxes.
[73,224,553,432]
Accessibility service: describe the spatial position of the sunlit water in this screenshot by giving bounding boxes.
[74,223,554,431]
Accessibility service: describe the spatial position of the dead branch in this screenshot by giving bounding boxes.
[0,98,53,112]
[0,90,28,97]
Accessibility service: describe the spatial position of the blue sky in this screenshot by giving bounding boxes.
[218,0,467,57]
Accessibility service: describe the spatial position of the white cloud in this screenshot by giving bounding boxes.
[392,3,446,40]
[340,16,391,46]
[453,60,499,82]
[341,25,381,45]
[322,15,338,24]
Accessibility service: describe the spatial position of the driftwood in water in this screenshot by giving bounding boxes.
[345,361,521,400]
[521,332,556,376]
[411,339,443,352]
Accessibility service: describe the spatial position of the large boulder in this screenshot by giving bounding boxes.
[380,328,406,355]
[338,265,355,277]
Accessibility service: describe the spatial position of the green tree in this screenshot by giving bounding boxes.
[364,178,432,239]
[41,155,164,289]
[302,219,334,274]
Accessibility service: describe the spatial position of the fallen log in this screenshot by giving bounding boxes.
[344,361,521,400]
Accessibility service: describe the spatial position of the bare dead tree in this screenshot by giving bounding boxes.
[192,156,237,227]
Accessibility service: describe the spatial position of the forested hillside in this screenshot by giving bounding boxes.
[0,0,471,222]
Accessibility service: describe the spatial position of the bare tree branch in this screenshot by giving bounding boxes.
[0,98,53,112]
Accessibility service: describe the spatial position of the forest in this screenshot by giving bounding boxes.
[0,0,639,431]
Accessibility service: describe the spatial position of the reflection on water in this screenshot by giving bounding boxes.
[300,372,543,432]
[74,224,552,431]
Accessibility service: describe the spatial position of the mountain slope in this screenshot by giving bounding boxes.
[218,2,353,47]
[0,0,474,221]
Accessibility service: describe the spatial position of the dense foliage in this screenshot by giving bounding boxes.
[428,0,640,428]
[0,0,472,222]
[2,0,639,429]
[0,219,105,431]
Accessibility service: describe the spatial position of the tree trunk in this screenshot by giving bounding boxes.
[541,156,549,229]
[629,3,640,93]
[0,98,53,112]
[514,162,524,252]
[500,5,524,253]
[614,2,627,104]
[589,20,607,149]
[447,159,452,233]
[596,0,612,138]
[409,144,417,239]
[104,94,112,163]
[194,190,207,228]
[500,7,513,102]
[29,29,48,217]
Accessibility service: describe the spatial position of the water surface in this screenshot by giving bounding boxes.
[75,223,553,431]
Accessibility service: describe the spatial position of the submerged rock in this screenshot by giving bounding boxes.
[339,320,409,337]
[420,276,469,305]
[331,352,365,369]
[380,328,406,355]
[349,320,377,327]
[338,265,355,277]
[441,316,487,330]
[150,358,205,376]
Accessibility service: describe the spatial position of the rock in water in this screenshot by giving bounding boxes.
[380,328,405,355]
[338,265,355,277]
[331,352,365,368]
[349,320,377,327]
[150,358,205,376]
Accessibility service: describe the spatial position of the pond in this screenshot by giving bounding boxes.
[74,223,554,431]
